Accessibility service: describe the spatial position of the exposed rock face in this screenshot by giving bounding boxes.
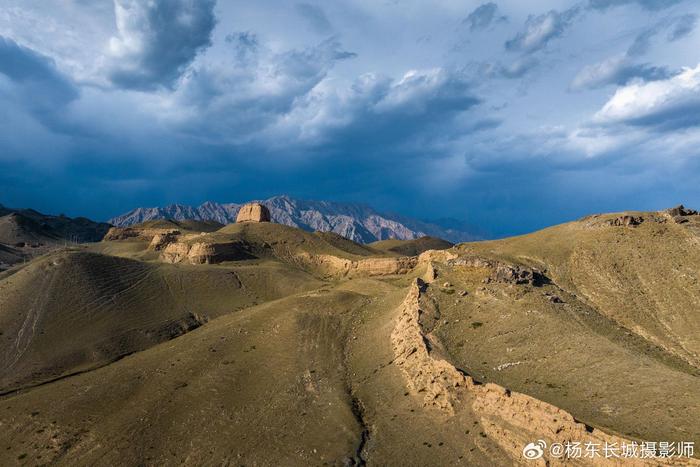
[580,212,667,230]
[235,203,271,223]
[148,232,180,251]
[159,236,422,275]
[667,205,698,217]
[667,205,699,225]
[608,215,643,227]
[449,256,546,286]
[160,241,255,264]
[292,252,418,277]
[108,196,477,244]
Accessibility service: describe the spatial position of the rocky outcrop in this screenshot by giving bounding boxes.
[580,213,670,230]
[159,242,191,263]
[448,256,546,286]
[667,205,698,217]
[292,252,418,278]
[160,237,424,277]
[391,279,698,466]
[235,203,271,223]
[161,241,255,264]
[148,232,180,251]
[667,205,699,225]
[608,215,643,227]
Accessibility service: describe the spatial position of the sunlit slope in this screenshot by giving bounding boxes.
[0,287,375,466]
[461,210,700,368]
[0,213,699,465]
[0,278,542,466]
[0,250,320,393]
[424,259,700,447]
[3,270,697,465]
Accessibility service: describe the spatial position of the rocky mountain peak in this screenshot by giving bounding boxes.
[109,195,477,244]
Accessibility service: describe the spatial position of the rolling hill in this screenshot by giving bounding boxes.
[0,206,698,465]
[0,204,112,271]
[0,205,111,244]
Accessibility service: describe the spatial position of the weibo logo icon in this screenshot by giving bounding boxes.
[522,440,546,460]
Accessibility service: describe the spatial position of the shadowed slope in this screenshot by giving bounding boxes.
[0,213,60,246]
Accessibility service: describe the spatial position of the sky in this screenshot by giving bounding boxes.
[0,0,699,237]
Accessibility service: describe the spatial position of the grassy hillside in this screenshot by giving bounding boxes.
[0,211,698,465]
[0,250,321,393]
[460,210,700,368]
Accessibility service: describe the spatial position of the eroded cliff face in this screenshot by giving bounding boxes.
[291,252,418,277]
[391,279,699,466]
[160,240,256,264]
[159,240,420,276]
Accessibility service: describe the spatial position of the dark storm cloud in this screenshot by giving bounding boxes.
[295,3,333,34]
[172,36,357,142]
[0,35,78,133]
[107,0,216,91]
[0,35,77,103]
[463,3,506,32]
[277,68,487,180]
[1,0,699,239]
[505,7,580,54]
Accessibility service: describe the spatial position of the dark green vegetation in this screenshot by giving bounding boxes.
[0,208,698,466]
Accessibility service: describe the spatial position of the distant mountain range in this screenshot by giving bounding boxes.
[109,195,477,244]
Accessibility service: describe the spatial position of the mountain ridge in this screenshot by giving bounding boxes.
[0,205,111,245]
[109,195,477,244]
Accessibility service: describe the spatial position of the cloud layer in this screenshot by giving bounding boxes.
[107,0,216,90]
[595,64,700,129]
[0,0,699,237]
